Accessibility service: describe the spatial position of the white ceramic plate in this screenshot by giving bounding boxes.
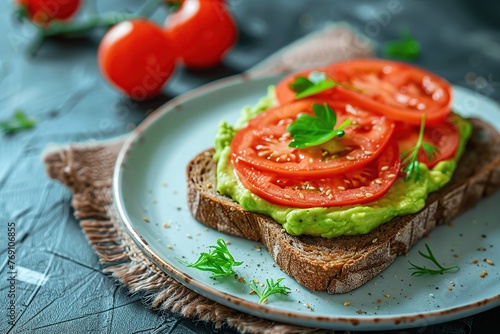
[113,74,500,331]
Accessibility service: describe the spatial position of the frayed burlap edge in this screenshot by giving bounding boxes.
[42,141,342,334]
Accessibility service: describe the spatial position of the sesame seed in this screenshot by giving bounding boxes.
[486,259,494,265]
[480,270,488,278]
[388,174,396,179]
[381,166,389,171]
[383,293,390,298]
[338,186,346,191]
[343,301,351,306]
[167,245,173,249]
[471,259,478,264]
[143,217,150,223]
[163,223,171,228]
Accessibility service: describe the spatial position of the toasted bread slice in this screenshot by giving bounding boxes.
[186,118,500,293]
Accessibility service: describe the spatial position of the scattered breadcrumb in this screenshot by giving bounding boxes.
[480,270,488,278]
[238,277,245,283]
[471,259,478,264]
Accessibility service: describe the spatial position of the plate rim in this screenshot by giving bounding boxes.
[113,73,500,330]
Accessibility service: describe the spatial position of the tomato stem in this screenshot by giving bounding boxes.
[19,0,167,56]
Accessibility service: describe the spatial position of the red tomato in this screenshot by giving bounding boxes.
[397,118,459,169]
[275,68,335,105]
[231,99,395,178]
[17,0,81,25]
[164,0,237,69]
[98,20,176,100]
[234,142,401,208]
[326,59,452,126]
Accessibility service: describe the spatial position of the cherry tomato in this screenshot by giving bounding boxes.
[17,0,81,25]
[275,67,335,105]
[326,59,452,126]
[234,142,401,208]
[397,118,459,169]
[98,19,176,100]
[230,99,395,178]
[164,0,237,69]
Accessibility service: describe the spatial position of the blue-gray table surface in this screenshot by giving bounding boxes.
[1,0,499,333]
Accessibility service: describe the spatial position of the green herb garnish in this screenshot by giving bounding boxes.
[287,103,351,149]
[383,30,421,61]
[290,71,362,99]
[179,238,243,278]
[409,243,459,277]
[249,278,291,304]
[0,110,37,134]
[401,114,440,181]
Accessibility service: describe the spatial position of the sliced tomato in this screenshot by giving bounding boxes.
[275,67,335,104]
[326,59,452,126]
[230,99,395,178]
[397,118,459,169]
[234,142,401,208]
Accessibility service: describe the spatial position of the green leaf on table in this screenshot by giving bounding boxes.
[383,30,421,61]
[288,103,351,148]
[0,110,37,134]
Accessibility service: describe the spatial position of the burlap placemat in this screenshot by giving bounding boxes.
[43,24,374,334]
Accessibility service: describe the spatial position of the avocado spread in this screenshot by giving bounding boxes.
[214,87,473,238]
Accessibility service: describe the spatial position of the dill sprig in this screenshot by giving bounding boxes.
[401,114,440,181]
[409,243,459,277]
[179,238,243,278]
[249,278,291,304]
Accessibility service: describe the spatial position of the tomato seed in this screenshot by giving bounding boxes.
[388,174,396,178]
[346,156,355,161]
[338,186,346,191]
[381,166,389,171]
[365,193,374,198]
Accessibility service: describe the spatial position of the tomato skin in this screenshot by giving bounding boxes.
[326,59,452,126]
[17,0,81,25]
[164,0,237,69]
[397,117,459,169]
[234,142,401,208]
[98,20,176,100]
[231,99,395,178]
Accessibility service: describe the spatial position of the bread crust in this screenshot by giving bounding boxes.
[187,118,500,293]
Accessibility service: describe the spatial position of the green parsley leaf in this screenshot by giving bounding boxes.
[400,114,440,181]
[408,243,459,277]
[178,238,243,278]
[383,30,421,61]
[0,110,37,134]
[290,71,362,99]
[287,103,351,149]
[249,278,291,304]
